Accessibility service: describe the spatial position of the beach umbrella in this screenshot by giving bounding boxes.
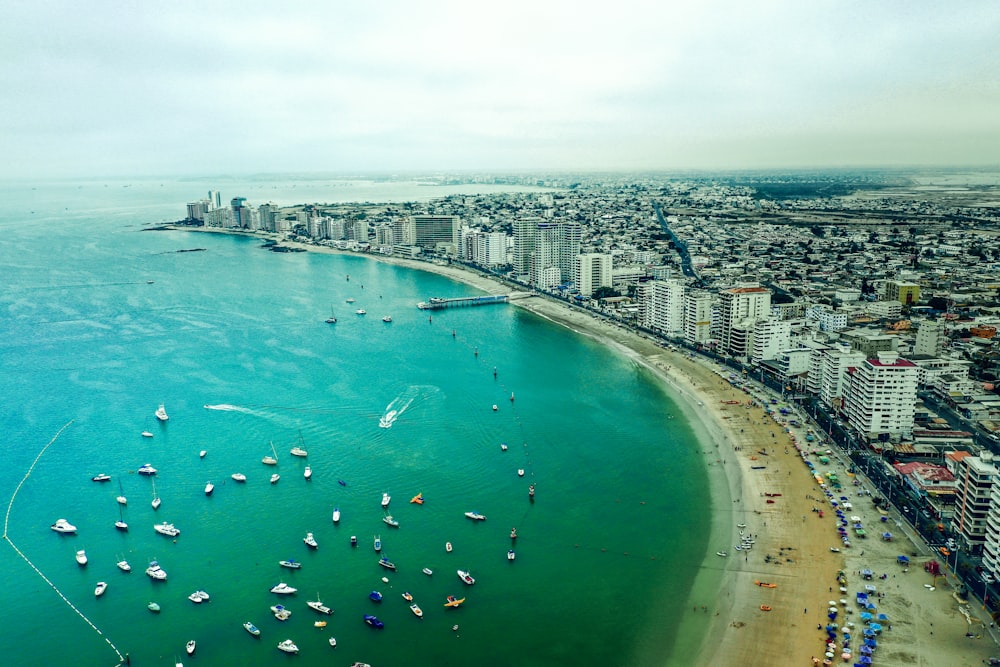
[897,555,909,563]
[828,612,838,620]
[829,600,838,606]
[860,646,872,655]
[859,656,872,665]
[869,623,881,633]
[859,612,872,621]
[840,599,848,605]
[864,638,877,647]
[877,613,888,621]
[866,603,877,610]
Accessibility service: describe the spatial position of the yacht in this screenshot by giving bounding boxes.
[279,559,301,569]
[457,569,475,585]
[262,441,278,465]
[271,604,291,621]
[332,507,341,523]
[154,522,180,537]
[356,309,366,315]
[378,556,396,571]
[91,473,111,482]
[304,532,318,549]
[94,581,107,597]
[145,561,167,580]
[243,621,261,636]
[137,464,157,476]
[231,472,247,482]
[382,515,399,527]
[116,559,132,572]
[270,473,280,484]
[204,481,214,495]
[270,583,297,595]
[186,640,196,656]
[50,518,77,533]
[307,595,333,615]
[276,639,299,654]
[116,480,127,505]
[304,465,312,480]
[381,492,391,508]
[464,511,487,521]
[507,549,516,561]
[155,404,169,421]
[382,315,392,323]
[290,446,308,457]
[75,550,88,566]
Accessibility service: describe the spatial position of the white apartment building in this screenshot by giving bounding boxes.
[577,253,612,297]
[718,284,771,359]
[404,215,459,254]
[913,320,945,357]
[751,318,791,364]
[684,291,714,346]
[843,352,918,443]
[949,451,998,555]
[805,305,849,332]
[981,476,1000,576]
[638,279,685,336]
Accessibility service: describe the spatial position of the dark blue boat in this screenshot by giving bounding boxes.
[369,591,383,602]
[364,614,384,628]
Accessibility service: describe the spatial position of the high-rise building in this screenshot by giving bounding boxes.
[638,279,685,336]
[718,284,771,358]
[843,352,918,442]
[577,253,612,297]
[230,197,248,229]
[913,320,944,357]
[949,451,998,555]
[683,291,714,346]
[512,216,544,278]
[751,318,791,364]
[404,215,459,254]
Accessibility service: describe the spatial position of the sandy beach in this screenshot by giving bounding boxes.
[176,228,1000,666]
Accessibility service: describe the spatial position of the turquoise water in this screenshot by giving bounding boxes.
[0,179,717,666]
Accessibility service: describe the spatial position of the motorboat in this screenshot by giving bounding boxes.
[279,559,301,569]
[314,621,327,628]
[145,561,167,580]
[307,596,332,615]
[500,443,508,451]
[304,532,318,548]
[464,511,486,521]
[148,602,160,612]
[368,591,383,602]
[346,297,355,303]
[231,472,247,482]
[194,590,209,600]
[457,570,475,585]
[204,481,214,495]
[382,515,399,527]
[271,604,291,621]
[332,507,341,523]
[328,637,337,647]
[137,464,157,476]
[510,527,517,539]
[276,639,299,654]
[373,535,381,552]
[717,551,728,557]
[351,663,372,667]
[378,557,396,570]
[422,568,433,576]
[244,621,261,636]
[117,559,131,572]
[402,591,413,601]
[155,404,169,421]
[141,431,153,438]
[382,315,392,322]
[381,492,391,508]
[409,602,423,617]
[75,550,88,566]
[304,465,312,480]
[188,590,210,602]
[350,535,357,546]
[290,447,308,457]
[51,518,77,533]
[199,450,206,458]
[444,595,466,608]
[92,473,111,482]
[507,549,516,561]
[154,522,180,537]
[94,581,107,597]
[517,469,525,477]
[492,404,498,411]
[445,542,453,552]
[410,492,424,504]
[356,309,366,315]
[363,614,384,629]
[186,640,196,656]
[270,583,297,595]
[270,473,280,484]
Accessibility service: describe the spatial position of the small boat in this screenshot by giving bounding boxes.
[457,570,475,585]
[326,307,338,324]
[94,581,107,597]
[716,551,728,557]
[271,605,291,620]
[338,479,347,486]
[155,404,169,421]
[382,315,392,322]
[368,591,383,602]
[759,605,772,612]
[500,443,508,451]
[304,532,318,548]
[356,309,366,315]
[382,514,399,527]
[332,507,341,523]
[186,640,196,656]
[262,441,278,465]
[409,602,423,617]
[373,535,381,552]
[351,535,358,546]
[148,602,161,613]
[92,473,111,482]
[410,493,424,504]
[115,504,128,531]
[507,549,516,561]
[199,450,206,458]
[76,550,88,566]
[422,568,433,576]
[231,472,247,482]
[270,582,297,595]
[270,473,280,484]
[50,518,77,533]
[754,580,777,588]
[244,621,261,636]
[304,465,312,480]
[346,297,355,303]
[363,614,384,629]
[510,527,517,539]
[529,484,535,498]
[204,481,214,495]
[352,663,372,667]
[444,595,466,608]
[290,446,308,458]
[188,591,210,603]
[116,480,127,506]
[402,591,413,601]
[146,561,167,580]
[137,464,157,476]
[141,431,153,438]
[517,469,525,477]
[314,621,327,628]
[445,541,453,552]
[328,637,337,647]
[117,559,131,572]
[381,492,391,508]
[308,595,333,615]
[276,639,299,654]
[279,559,301,569]
[381,576,389,583]
[492,404,498,411]
[378,556,396,570]
[464,511,486,521]
[154,522,180,537]
[151,479,161,510]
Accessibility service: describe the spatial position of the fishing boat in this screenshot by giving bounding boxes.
[75,550,88,566]
[279,559,301,569]
[151,479,161,510]
[94,581,107,597]
[304,532,318,548]
[116,479,127,506]
[186,641,196,655]
[91,473,111,482]
[444,595,466,608]
[507,549,516,561]
[271,604,291,620]
[409,602,423,617]
[262,441,278,465]
[270,473,280,484]
[50,518,77,533]
[410,492,424,504]
[464,511,486,521]
[154,522,180,537]
[378,556,396,571]
[457,570,475,585]
[145,561,167,580]
[117,558,131,572]
[304,465,312,480]
[270,582,298,595]
[373,535,381,552]
[243,621,261,636]
[381,492,391,508]
[382,514,399,527]
[363,614,384,629]
[155,404,169,421]
[231,472,247,482]
[276,639,299,654]
[204,481,214,495]
[137,463,157,476]
[332,507,341,523]
[148,602,161,612]
[307,595,333,615]
[368,591,383,602]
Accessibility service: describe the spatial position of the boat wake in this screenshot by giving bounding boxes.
[203,404,253,414]
[379,386,432,428]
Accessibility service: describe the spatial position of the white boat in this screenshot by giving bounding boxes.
[304,465,312,480]
[409,602,423,617]
[307,595,333,615]
[378,556,396,570]
[290,447,308,457]
[346,297,355,303]
[145,561,167,580]
[464,511,486,521]
[328,637,337,647]
[276,639,299,654]
[188,591,206,603]
[141,431,153,438]
[279,559,301,569]
[244,621,260,636]
[155,404,169,421]
[199,450,207,458]
[423,567,433,576]
[137,463,157,475]
[382,515,399,527]
[148,602,160,613]
[75,550,88,565]
[116,480,127,506]
[325,307,337,324]
[186,640,196,655]
[270,473,280,484]
[445,541,453,552]
[500,443,508,451]
[151,478,161,510]
[117,559,131,572]
[716,551,728,557]
[382,315,392,322]
[193,590,209,600]
[50,518,77,533]
[94,581,107,597]
[492,404,498,411]
[115,504,128,531]
[373,535,381,552]
[517,469,525,477]
[381,492,391,508]
[378,410,396,428]
[271,604,291,621]
[507,549,516,561]
[332,507,341,523]
[91,473,111,482]
[356,309,366,315]
[262,440,278,465]
[204,481,214,495]
[270,582,298,595]
[304,532,318,549]
[457,569,475,585]
[154,522,180,537]
[231,472,247,482]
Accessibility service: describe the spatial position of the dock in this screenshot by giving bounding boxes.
[417,295,509,310]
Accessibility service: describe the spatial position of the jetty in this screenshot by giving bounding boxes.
[417,295,509,310]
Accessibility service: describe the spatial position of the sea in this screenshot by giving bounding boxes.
[0,176,722,666]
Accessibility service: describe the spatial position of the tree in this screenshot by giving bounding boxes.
[591,286,621,300]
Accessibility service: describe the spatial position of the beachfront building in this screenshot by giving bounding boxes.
[462,230,508,268]
[718,284,771,359]
[816,346,867,411]
[527,221,581,290]
[684,291,715,346]
[403,215,460,255]
[512,216,544,278]
[577,253,612,297]
[751,318,791,364]
[980,478,1000,579]
[843,352,919,443]
[949,451,999,555]
[637,279,685,336]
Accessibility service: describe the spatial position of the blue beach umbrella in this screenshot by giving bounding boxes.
[877,613,888,621]
[859,612,873,621]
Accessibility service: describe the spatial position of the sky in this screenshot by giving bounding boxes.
[2,1,1000,178]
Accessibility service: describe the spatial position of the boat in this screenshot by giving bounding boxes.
[378,556,396,570]
[307,595,332,615]
[304,532,318,548]
[356,309,366,315]
[243,621,261,636]
[517,469,525,477]
[115,504,128,531]
[276,639,299,654]
[199,450,206,458]
[382,514,399,527]
[381,492,390,508]
[151,479,161,510]
[332,507,341,523]
[92,473,111,482]
[368,591,383,602]
[50,518,77,533]
[464,511,486,521]
[444,595,465,608]
[116,479,127,506]
[117,559,131,572]
[363,614,384,629]
[510,527,517,539]
[314,621,327,628]
[155,404,169,421]
[75,550,88,566]
[270,473,280,484]
[346,297,355,303]
[304,465,312,480]
[402,591,413,601]
[351,663,372,667]
[325,307,337,324]
[510,391,515,402]
[507,549,516,561]
[338,479,347,486]
[529,484,535,498]
[409,602,423,617]
[270,583,297,595]
[204,481,214,495]
[148,602,160,612]
[137,464,157,476]
[290,445,308,458]
[188,590,210,603]
[231,472,247,482]
[271,604,291,620]
[457,570,475,585]
[141,431,153,438]
[186,640,196,655]
[410,493,424,504]
[94,581,107,597]
[280,559,301,569]
[328,637,337,647]
[759,605,772,611]
[373,535,381,552]
[262,441,278,465]
[422,568,433,576]
[492,404,498,411]
[755,580,777,588]
[382,315,392,322]
[154,522,180,537]
[716,551,728,557]
[445,541,453,552]
[146,561,167,580]
[500,443,508,451]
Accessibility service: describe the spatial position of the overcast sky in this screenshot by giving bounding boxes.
[3,1,999,178]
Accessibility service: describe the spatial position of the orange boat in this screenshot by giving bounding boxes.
[755,580,777,588]
[759,605,772,611]
[410,493,424,505]
[444,595,466,608]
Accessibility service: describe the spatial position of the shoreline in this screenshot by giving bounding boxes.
[168,226,999,666]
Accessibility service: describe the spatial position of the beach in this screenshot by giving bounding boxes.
[178,229,1000,666]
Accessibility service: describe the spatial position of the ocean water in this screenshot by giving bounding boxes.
[0,178,718,666]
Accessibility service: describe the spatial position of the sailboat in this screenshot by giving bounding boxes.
[325,307,337,324]
[262,441,278,465]
[155,403,169,421]
[116,479,127,505]
[115,503,128,531]
[151,479,161,510]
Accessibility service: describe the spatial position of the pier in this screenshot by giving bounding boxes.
[417,294,509,310]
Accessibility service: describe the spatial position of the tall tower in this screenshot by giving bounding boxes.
[718,284,771,358]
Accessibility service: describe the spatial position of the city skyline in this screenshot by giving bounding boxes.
[3,1,1000,179]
